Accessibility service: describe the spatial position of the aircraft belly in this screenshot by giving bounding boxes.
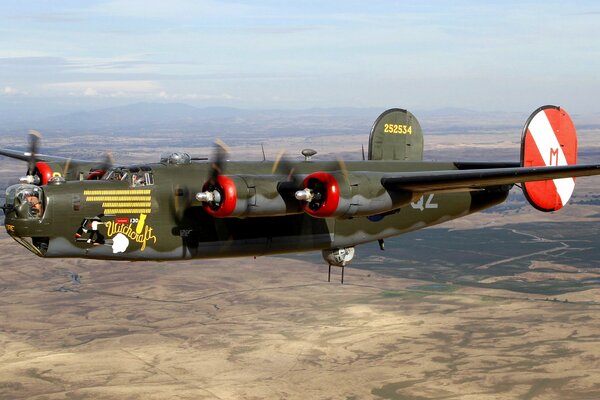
[331,189,508,248]
[175,212,335,259]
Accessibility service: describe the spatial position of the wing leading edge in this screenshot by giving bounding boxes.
[381,164,600,193]
[0,148,89,164]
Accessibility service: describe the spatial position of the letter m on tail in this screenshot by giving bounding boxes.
[549,147,560,166]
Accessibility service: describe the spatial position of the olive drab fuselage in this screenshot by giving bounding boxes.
[3,159,509,260]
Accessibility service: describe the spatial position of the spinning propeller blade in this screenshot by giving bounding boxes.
[26,130,41,176]
[99,152,114,173]
[272,150,300,185]
[210,139,230,184]
[62,158,72,177]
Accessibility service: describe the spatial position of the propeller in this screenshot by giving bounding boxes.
[293,155,350,211]
[191,143,351,217]
[26,130,41,176]
[272,150,305,198]
[209,139,230,184]
[272,149,351,211]
[19,130,42,184]
[62,158,72,178]
[99,152,114,173]
[271,149,289,175]
[336,156,350,185]
[85,151,114,180]
[194,139,231,207]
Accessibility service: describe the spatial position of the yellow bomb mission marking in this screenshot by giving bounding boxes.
[136,213,147,234]
[105,220,157,251]
[84,189,153,215]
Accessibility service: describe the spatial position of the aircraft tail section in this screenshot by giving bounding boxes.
[368,108,423,161]
[521,105,578,212]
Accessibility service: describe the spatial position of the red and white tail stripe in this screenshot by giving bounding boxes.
[521,106,577,212]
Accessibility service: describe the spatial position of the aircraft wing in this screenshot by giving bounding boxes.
[0,148,36,162]
[0,148,89,164]
[381,164,600,193]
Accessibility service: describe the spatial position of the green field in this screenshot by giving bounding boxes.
[290,222,600,296]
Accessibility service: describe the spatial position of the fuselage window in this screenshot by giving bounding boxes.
[132,172,154,187]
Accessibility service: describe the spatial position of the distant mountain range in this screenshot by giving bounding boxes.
[1,101,599,137]
[0,102,383,137]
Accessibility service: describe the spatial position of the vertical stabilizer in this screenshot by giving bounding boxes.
[368,108,423,161]
[521,105,577,211]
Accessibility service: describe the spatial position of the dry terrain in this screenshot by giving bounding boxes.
[2,121,600,399]
[2,230,600,400]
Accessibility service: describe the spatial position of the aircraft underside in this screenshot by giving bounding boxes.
[36,187,509,261]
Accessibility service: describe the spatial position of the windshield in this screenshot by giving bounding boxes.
[5,184,45,219]
[103,166,154,187]
[103,167,128,181]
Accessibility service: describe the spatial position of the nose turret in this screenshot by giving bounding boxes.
[4,184,50,256]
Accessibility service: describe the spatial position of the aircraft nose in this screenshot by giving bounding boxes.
[4,205,51,256]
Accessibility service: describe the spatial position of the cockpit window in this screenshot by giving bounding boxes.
[103,166,154,187]
[103,168,128,181]
[5,184,45,219]
[132,171,154,187]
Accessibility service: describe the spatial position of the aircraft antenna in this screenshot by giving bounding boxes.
[261,144,266,161]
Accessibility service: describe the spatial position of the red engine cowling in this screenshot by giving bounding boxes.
[201,175,239,217]
[300,172,342,217]
[296,171,414,219]
[35,162,53,185]
[86,170,106,180]
[199,174,303,218]
[199,172,412,219]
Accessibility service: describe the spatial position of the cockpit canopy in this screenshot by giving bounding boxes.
[103,166,154,187]
[5,184,45,219]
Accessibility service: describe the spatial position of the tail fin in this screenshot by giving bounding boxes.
[368,108,423,161]
[521,105,577,211]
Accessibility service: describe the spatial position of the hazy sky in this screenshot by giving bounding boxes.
[1,1,599,113]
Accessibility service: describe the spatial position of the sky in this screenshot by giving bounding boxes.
[1,0,599,114]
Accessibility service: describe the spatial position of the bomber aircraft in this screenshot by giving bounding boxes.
[1,105,599,283]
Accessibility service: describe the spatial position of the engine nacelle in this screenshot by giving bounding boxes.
[197,175,303,218]
[35,162,54,185]
[296,171,413,218]
[21,161,59,185]
[22,161,103,185]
